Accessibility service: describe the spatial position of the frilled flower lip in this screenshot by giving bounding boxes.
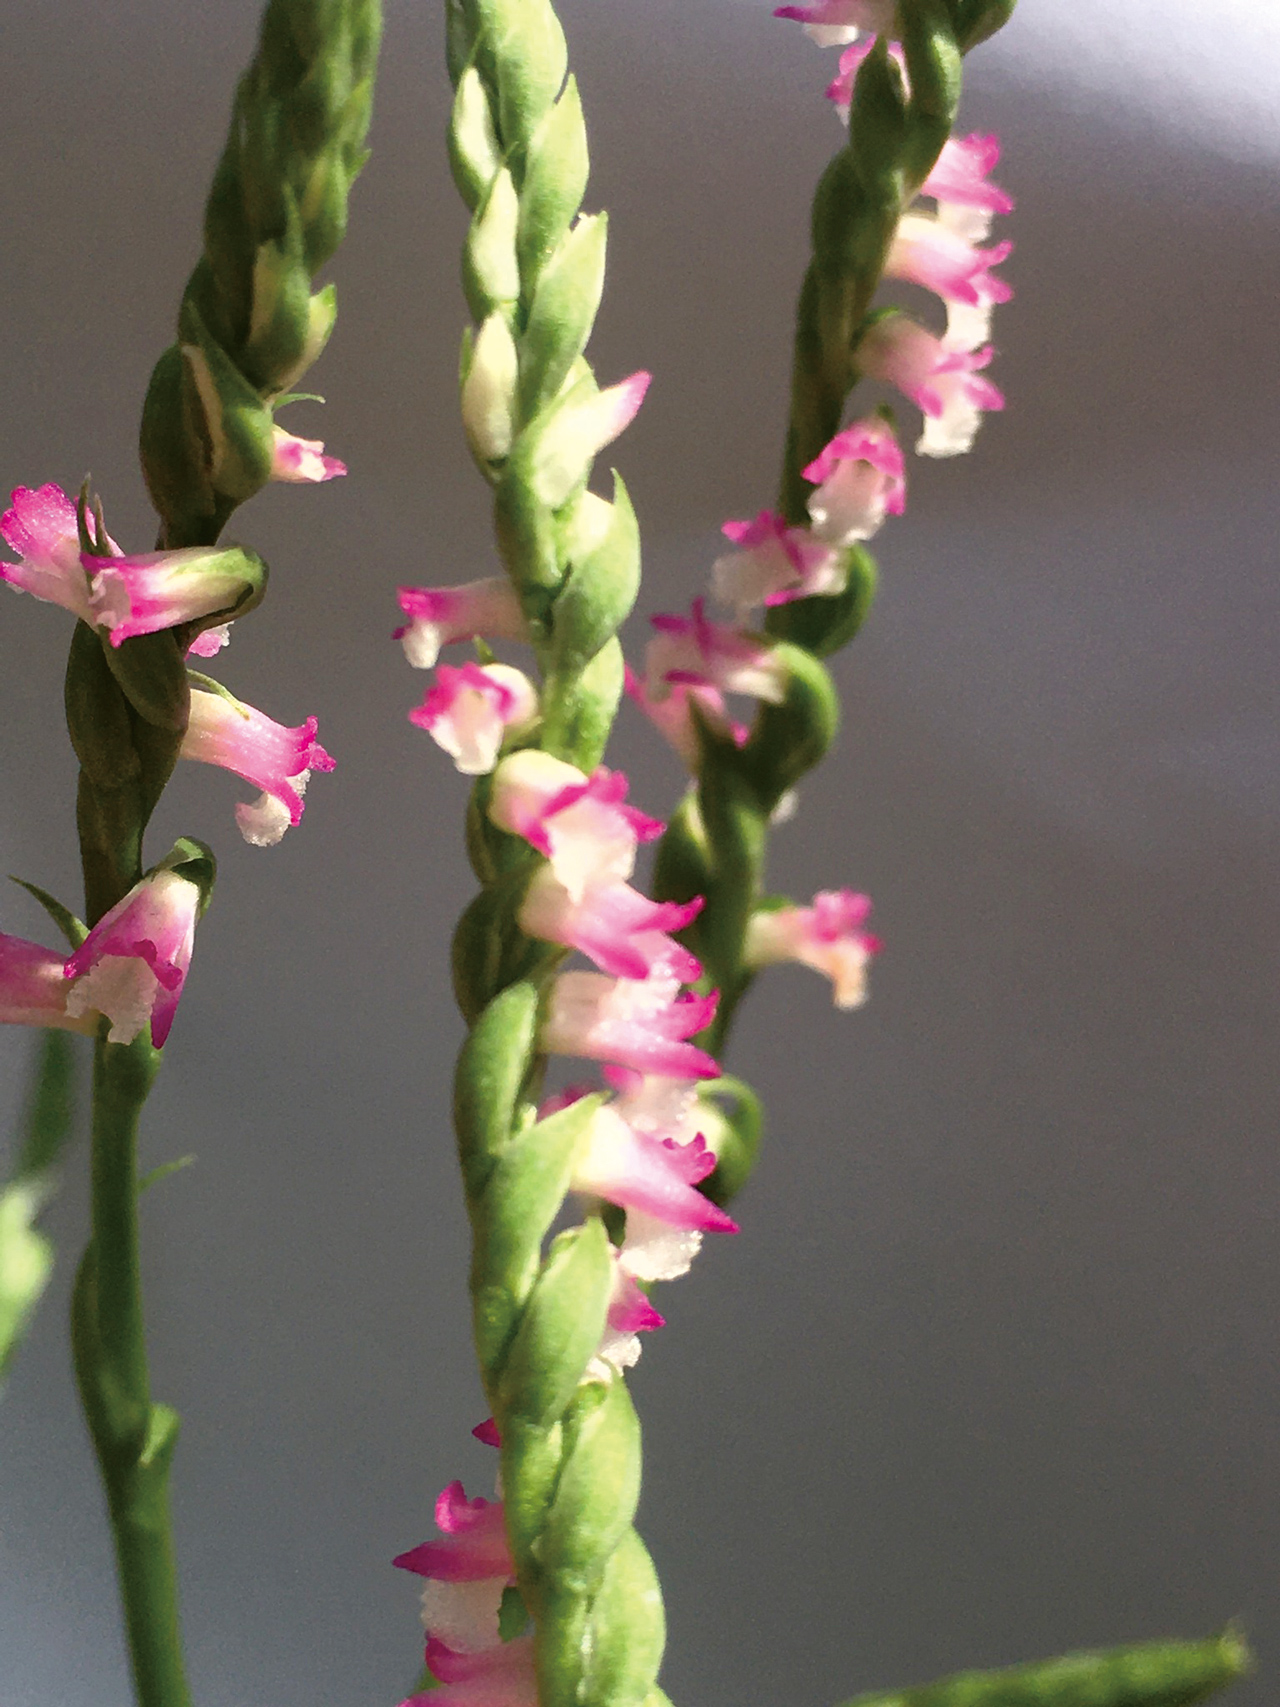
[63,869,201,1047]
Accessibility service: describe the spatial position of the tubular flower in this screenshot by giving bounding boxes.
[825,38,907,119]
[86,544,255,647]
[857,315,1004,458]
[181,688,334,847]
[519,868,703,982]
[0,482,108,621]
[393,1480,515,1654]
[921,133,1014,243]
[0,933,97,1033]
[399,1636,538,1707]
[489,752,662,901]
[543,969,720,1079]
[571,1102,737,1233]
[410,663,538,776]
[395,577,529,670]
[530,370,651,509]
[744,889,881,1009]
[773,0,895,47]
[624,663,748,771]
[64,869,202,1047]
[644,598,789,705]
[269,425,347,483]
[711,510,843,618]
[884,213,1012,320]
[803,417,906,545]
[590,1204,713,1377]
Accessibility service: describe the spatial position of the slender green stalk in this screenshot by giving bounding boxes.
[71,1034,190,1707]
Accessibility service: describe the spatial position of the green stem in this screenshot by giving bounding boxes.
[72,1035,191,1707]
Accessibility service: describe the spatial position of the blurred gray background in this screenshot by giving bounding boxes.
[0,1,1276,1702]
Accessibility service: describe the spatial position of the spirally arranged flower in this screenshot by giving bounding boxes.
[803,417,906,545]
[410,663,539,776]
[0,933,97,1034]
[63,868,205,1047]
[711,510,843,617]
[0,483,107,621]
[773,0,895,47]
[745,889,881,1008]
[395,577,529,670]
[857,314,1004,458]
[180,688,334,847]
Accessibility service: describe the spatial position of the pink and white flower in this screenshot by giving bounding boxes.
[0,933,97,1033]
[825,38,907,119]
[63,869,202,1047]
[884,213,1012,321]
[543,969,719,1080]
[187,623,232,659]
[410,663,538,776]
[269,426,346,483]
[181,688,334,847]
[400,1636,537,1707]
[489,753,662,901]
[921,133,1013,244]
[644,599,789,705]
[393,1481,514,1654]
[86,545,256,647]
[711,510,843,618]
[773,0,895,47]
[519,868,702,982]
[744,889,881,1008]
[395,577,529,670]
[572,1102,736,1232]
[624,664,749,771]
[857,315,1004,458]
[0,483,108,621]
[802,417,905,545]
[530,371,651,509]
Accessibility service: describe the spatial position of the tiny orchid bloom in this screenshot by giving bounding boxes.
[571,1102,736,1232]
[393,1481,514,1654]
[399,1636,537,1707]
[529,371,651,509]
[86,545,256,647]
[0,483,107,621]
[0,933,97,1034]
[624,665,749,771]
[711,511,843,618]
[180,688,334,847]
[187,622,232,659]
[64,869,202,1047]
[857,315,1005,458]
[921,133,1014,244]
[645,599,789,706]
[825,37,907,119]
[395,577,529,670]
[589,1205,710,1378]
[603,1065,730,1157]
[269,425,347,483]
[744,889,881,1009]
[773,0,895,47]
[472,1417,501,1448]
[543,969,720,1080]
[410,663,538,776]
[519,868,703,982]
[802,418,906,546]
[884,213,1013,323]
[489,752,662,902]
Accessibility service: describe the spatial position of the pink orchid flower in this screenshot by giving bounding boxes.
[269,425,346,483]
[0,482,112,622]
[802,417,906,545]
[0,933,97,1033]
[410,663,538,776]
[85,545,255,647]
[519,868,703,982]
[489,753,662,902]
[857,315,1005,458]
[395,577,529,670]
[645,599,789,705]
[543,969,720,1080]
[745,889,882,1008]
[921,133,1014,242]
[63,869,202,1047]
[398,1635,537,1707]
[181,688,334,847]
[394,1481,515,1655]
[773,0,895,47]
[711,510,843,618]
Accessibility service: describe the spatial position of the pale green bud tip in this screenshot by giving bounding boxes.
[531,371,651,510]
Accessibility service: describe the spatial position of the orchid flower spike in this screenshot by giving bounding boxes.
[393,1480,515,1653]
[399,1636,538,1707]
[410,663,538,776]
[773,0,895,47]
[624,664,749,771]
[519,868,703,982]
[711,510,843,619]
[745,889,881,1009]
[857,315,1005,458]
[0,482,112,622]
[395,577,529,670]
[644,599,789,706]
[64,860,210,1047]
[0,933,97,1034]
[86,543,263,647]
[543,969,720,1079]
[489,752,662,901]
[269,425,347,483]
[181,687,334,846]
[802,417,906,546]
